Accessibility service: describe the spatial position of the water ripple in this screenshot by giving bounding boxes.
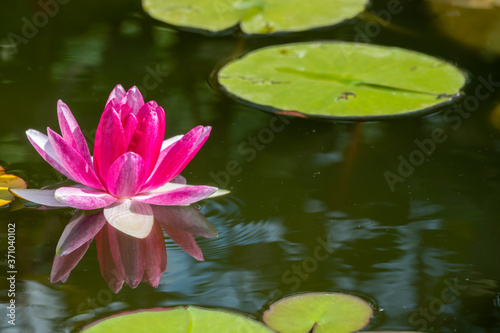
[172,196,286,258]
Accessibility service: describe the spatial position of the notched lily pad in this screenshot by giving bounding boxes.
[81,306,273,333]
[263,292,373,333]
[142,0,368,35]
[217,42,467,120]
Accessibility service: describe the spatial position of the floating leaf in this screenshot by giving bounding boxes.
[0,166,27,207]
[81,307,189,333]
[217,42,466,120]
[263,292,373,333]
[82,306,273,333]
[142,0,368,35]
[187,307,272,332]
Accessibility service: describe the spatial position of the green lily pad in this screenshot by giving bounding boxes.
[142,0,368,35]
[262,292,373,333]
[81,307,189,333]
[217,42,467,120]
[81,306,273,333]
[188,307,272,332]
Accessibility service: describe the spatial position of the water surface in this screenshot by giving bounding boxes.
[1,1,500,332]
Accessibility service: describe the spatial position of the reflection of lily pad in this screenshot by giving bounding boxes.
[263,292,373,333]
[82,306,273,333]
[427,0,500,55]
[217,42,466,120]
[142,0,368,35]
[427,0,500,8]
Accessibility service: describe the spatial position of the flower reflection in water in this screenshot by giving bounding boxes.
[53,205,217,293]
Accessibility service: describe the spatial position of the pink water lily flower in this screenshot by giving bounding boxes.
[12,85,226,239]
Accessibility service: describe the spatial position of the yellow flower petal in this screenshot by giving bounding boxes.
[0,166,27,207]
[0,174,27,188]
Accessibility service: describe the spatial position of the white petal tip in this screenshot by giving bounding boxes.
[208,189,230,198]
[10,188,69,207]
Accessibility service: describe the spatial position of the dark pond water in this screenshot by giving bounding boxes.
[1,1,500,332]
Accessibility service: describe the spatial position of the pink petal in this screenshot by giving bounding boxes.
[141,126,211,192]
[106,152,146,198]
[56,211,106,256]
[96,225,125,293]
[122,112,138,147]
[118,103,133,120]
[135,100,157,120]
[26,129,77,182]
[9,188,69,207]
[161,135,183,150]
[106,223,145,289]
[162,224,204,261]
[57,100,92,166]
[51,240,90,283]
[142,222,167,287]
[127,104,165,176]
[153,205,218,238]
[134,183,217,206]
[149,135,183,177]
[104,199,154,239]
[171,175,187,184]
[48,128,104,190]
[93,106,127,185]
[55,186,117,210]
[106,98,121,111]
[106,84,126,106]
[123,86,144,114]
